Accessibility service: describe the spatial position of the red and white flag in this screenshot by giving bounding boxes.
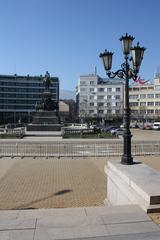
[134,76,149,84]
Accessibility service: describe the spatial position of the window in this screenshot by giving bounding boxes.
[147,110,154,114]
[130,102,138,106]
[116,88,120,92]
[115,95,120,100]
[107,88,112,92]
[98,88,104,92]
[140,110,146,114]
[148,86,154,90]
[98,110,104,114]
[140,102,146,106]
[90,88,94,92]
[107,95,111,99]
[155,85,160,91]
[98,102,104,107]
[155,110,160,114]
[90,102,94,106]
[155,94,160,98]
[133,87,140,91]
[98,96,104,100]
[140,87,147,90]
[90,95,94,100]
[131,110,138,114]
[129,95,139,99]
[147,102,154,106]
[147,94,154,98]
[116,102,121,107]
[80,81,86,86]
[89,110,94,113]
[90,81,94,85]
[155,102,160,106]
[80,88,86,92]
[140,94,146,99]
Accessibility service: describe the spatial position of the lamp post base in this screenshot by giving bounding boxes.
[121,155,133,165]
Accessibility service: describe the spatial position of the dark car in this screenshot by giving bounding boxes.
[103,126,119,133]
[115,128,124,136]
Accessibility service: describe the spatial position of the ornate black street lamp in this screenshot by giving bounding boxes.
[100,33,146,165]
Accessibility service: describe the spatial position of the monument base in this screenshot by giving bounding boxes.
[105,160,160,213]
[27,111,63,131]
[27,124,62,131]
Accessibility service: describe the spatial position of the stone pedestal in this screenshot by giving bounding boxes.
[27,111,62,131]
[32,111,59,124]
[27,72,62,131]
[105,160,160,213]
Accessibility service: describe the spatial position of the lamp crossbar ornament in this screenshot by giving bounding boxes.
[100,33,146,165]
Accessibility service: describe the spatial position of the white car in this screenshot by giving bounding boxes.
[152,122,160,130]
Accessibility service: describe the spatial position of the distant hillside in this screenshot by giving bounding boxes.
[60,89,76,100]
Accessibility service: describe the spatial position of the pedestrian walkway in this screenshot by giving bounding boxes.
[0,205,159,239]
[0,157,106,209]
[0,156,160,239]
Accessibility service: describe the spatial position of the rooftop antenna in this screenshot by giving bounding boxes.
[94,66,97,75]
[154,65,160,78]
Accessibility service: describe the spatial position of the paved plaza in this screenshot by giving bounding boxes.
[0,130,159,238]
[0,157,107,210]
[0,155,159,210]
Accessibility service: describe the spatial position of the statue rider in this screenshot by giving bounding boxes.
[43,71,51,90]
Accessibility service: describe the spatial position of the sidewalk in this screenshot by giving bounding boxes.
[0,156,160,210]
[0,156,159,239]
[0,205,159,239]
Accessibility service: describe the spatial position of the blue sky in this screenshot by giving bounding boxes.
[0,0,159,90]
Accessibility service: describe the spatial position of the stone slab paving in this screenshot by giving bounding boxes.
[0,205,159,239]
[0,155,159,237]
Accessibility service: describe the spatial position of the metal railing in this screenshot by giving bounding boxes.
[0,141,160,157]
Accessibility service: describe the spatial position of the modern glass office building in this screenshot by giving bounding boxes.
[0,74,59,124]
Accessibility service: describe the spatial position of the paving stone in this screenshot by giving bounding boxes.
[0,210,20,220]
[105,221,160,236]
[74,231,160,240]
[35,225,108,239]
[0,218,36,230]
[0,229,34,240]
[85,205,149,217]
[37,215,103,228]
[34,228,51,240]
[18,207,86,219]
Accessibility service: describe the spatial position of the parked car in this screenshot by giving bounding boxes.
[152,122,160,130]
[110,127,119,135]
[66,123,88,129]
[143,123,153,130]
[115,128,124,136]
[130,123,139,128]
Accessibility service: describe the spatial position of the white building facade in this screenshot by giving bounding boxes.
[129,74,160,121]
[76,74,124,124]
[77,73,160,124]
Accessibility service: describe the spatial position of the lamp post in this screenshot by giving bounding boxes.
[100,33,145,165]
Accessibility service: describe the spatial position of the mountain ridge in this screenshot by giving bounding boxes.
[60,89,76,100]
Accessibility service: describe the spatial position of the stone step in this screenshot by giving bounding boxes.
[0,205,159,239]
[106,161,160,213]
[147,204,160,213]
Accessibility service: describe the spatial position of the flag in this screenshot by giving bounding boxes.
[134,76,149,85]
